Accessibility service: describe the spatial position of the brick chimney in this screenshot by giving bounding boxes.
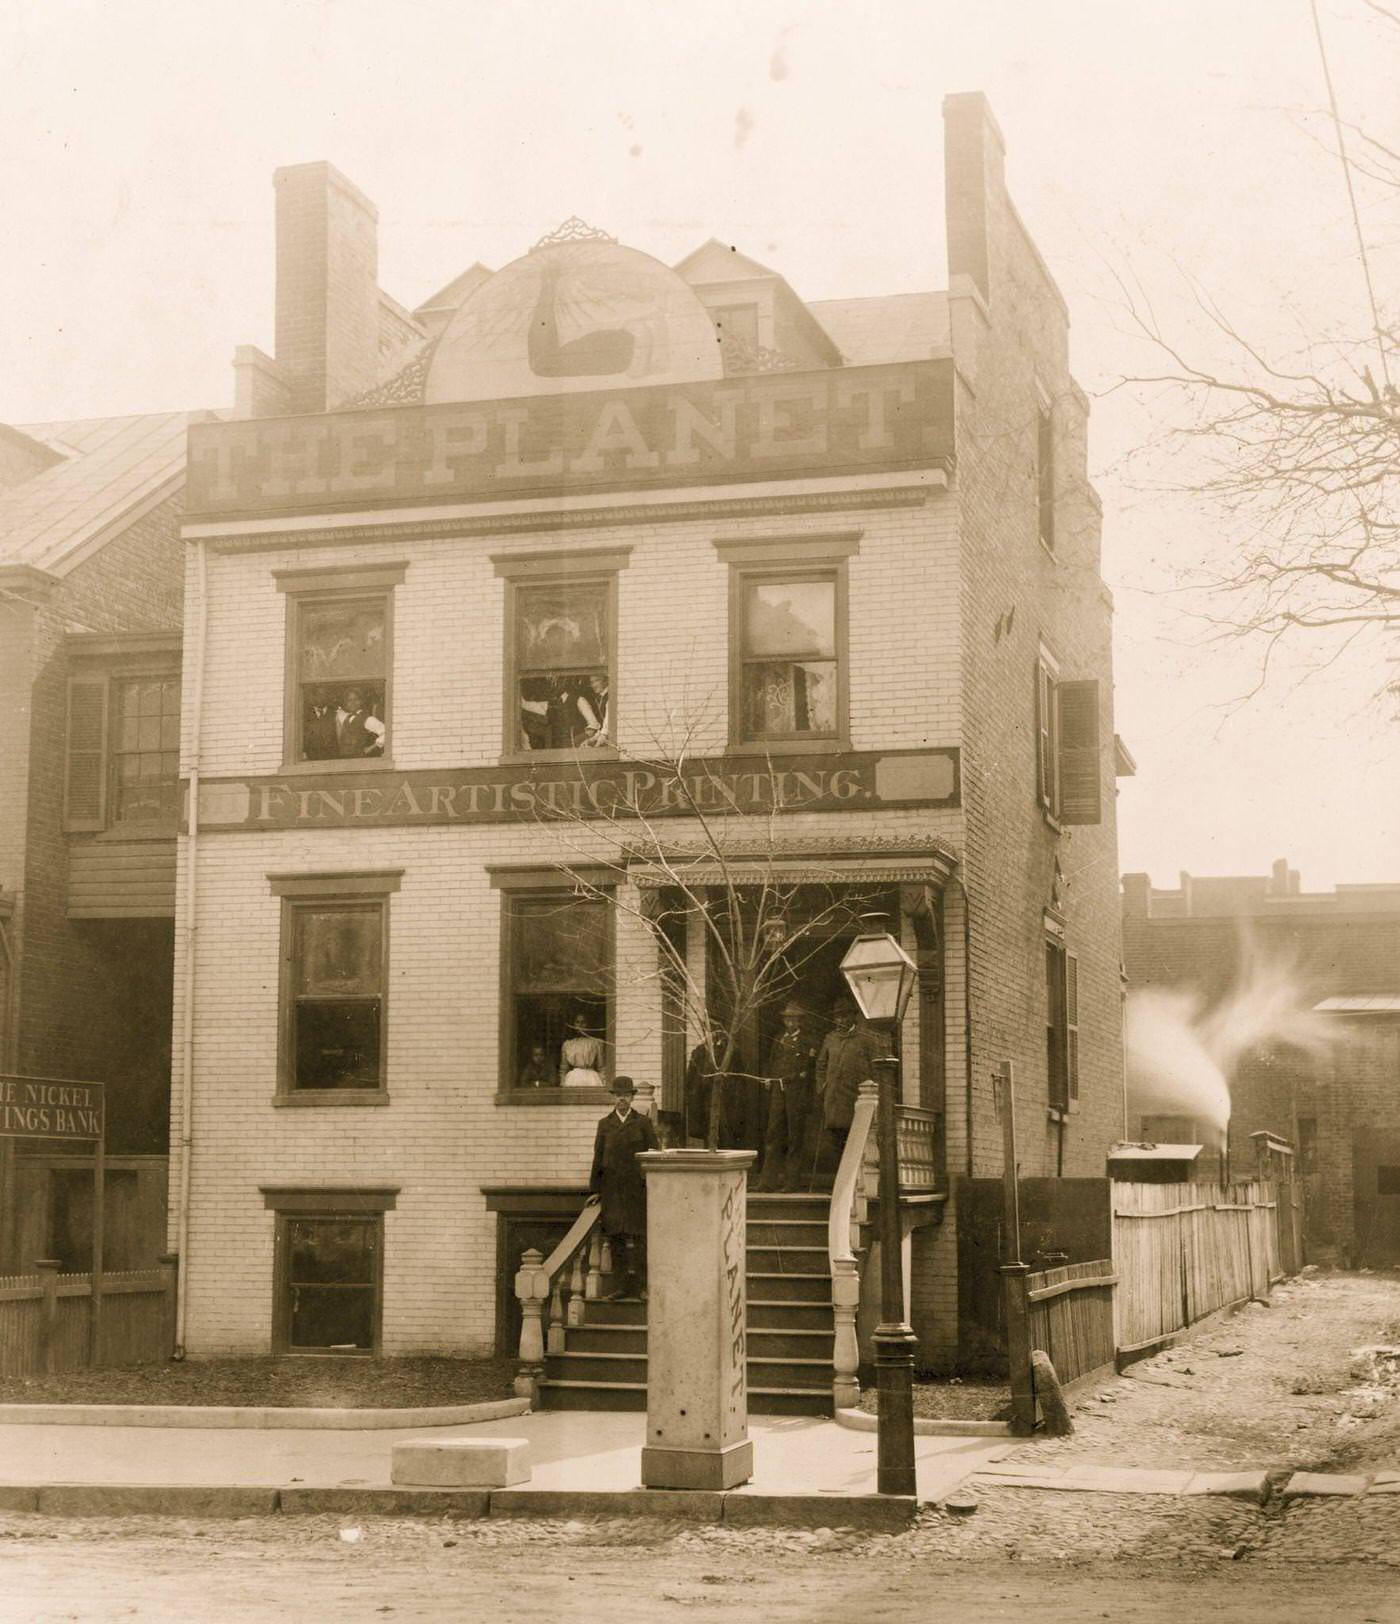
[1121,872,1152,919]
[942,91,1006,303]
[273,162,381,414]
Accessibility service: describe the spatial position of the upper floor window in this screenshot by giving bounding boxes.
[112,677,181,824]
[715,533,858,751]
[492,548,629,759]
[1037,399,1056,553]
[63,638,182,835]
[275,564,406,768]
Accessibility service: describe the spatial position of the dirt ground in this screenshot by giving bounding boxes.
[0,1357,519,1410]
[1,1511,1398,1623]
[1005,1266,1400,1475]
[859,1375,1009,1421]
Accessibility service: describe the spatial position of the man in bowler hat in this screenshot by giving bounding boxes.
[590,1076,659,1300]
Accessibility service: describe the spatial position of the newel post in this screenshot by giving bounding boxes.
[513,1246,549,1401]
[831,1257,862,1409]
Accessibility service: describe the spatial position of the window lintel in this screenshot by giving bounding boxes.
[268,870,403,898]
[261,1186,398,1212]
[492,548,632,580]
[274,563,408,595]
[488,865,618,892]
[713,532,861,566]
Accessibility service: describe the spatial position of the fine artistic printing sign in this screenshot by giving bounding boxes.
[191,747,960,831]
[184,359,954,519]
[0,1075,104,1142]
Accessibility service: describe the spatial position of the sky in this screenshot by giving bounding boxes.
[3,0,1396,890]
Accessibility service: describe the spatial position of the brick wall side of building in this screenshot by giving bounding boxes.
[176,497,969,1354]
[946,105,1123,1184]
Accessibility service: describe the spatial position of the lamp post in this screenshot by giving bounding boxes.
[838,926,918,1497]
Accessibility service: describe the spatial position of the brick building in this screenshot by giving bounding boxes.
[171,94,1126,1381]
[0,412,201,1270]
[1122,861,1400,1265]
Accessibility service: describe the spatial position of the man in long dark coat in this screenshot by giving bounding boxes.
[808,994,882,1186]
[590,1076,659,1300]
[755,1000,820,1191]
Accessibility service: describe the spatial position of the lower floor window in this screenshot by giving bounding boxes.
[271,1206,385,1355]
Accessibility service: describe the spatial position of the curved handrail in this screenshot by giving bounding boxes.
[828,1079,878,1410]
[828,1081,878,1264]
[541,1197,601,1280]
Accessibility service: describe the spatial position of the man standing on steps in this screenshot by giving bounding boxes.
[590,1076,659,1301]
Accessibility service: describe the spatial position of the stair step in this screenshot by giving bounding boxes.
[747,1357,836,1391]
[580,1297,646,1327]
[746,1219,828,1246]
[748,1300,836,1330]
[746,1244,829,1273]
[538,1380,647,1412]
[750,1386,834,1417]
[566,1325,646,1354]
[546,1350,647,1384]
[747,1195,828,1221]
[747,1327,835,1359]
[746,1272,832,1303]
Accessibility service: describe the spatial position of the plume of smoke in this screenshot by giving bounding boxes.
[1125,927,1335,1150]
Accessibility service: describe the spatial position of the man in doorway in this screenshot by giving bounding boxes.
[755,1000,819,1191]
[809,994,881,1186]
[590,1076,659,1300]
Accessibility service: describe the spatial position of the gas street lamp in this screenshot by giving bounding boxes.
[838,926,919,1498]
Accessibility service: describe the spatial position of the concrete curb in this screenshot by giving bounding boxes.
[974,1465,1272,1502]
[0,1481,919,1529]
[834,1406,1011,1439]
[0,1397,532,1431]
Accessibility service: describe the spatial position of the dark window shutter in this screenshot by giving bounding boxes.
[64,674,109,832]
[1066,953,1080,1101]
[1056,679,1101,825]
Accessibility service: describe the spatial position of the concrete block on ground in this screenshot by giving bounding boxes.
[391,1436,529,1489]
[490,1488,723,1520]
[278,1487,490,1518]
[38,1485,278,1518]
[1281,1472,1369,1498]
[1184,1471,1270,1503]
[722,1492,917,1531]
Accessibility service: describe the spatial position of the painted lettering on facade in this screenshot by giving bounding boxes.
[192,748,960,831]
[185,360,953,518]
[0,1077,105,1142]
[720,1181,747,1420]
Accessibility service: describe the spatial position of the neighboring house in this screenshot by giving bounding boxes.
[1123,861,1400,1265]
[169,93,1127,1386]
[0,412,196,1268]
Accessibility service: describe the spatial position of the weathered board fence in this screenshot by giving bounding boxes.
[0,1262,174,1377]
[1025,1258,1118,1391]
[1113,1179,1280,1355]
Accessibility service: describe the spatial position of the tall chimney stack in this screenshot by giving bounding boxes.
[942,91,1006,304]
[273,162,381,414]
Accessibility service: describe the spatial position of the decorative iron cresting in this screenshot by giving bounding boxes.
[531,217,619,251]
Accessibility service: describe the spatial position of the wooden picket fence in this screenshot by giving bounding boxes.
[0,1264,174,1377]
[1112,1180,1278,1355]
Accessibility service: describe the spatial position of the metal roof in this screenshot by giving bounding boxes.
[0,411,212,576]
[1108,1142,1205,1161]
[1313,995,1400,1015]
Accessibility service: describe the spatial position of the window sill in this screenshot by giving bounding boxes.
[272,1090,391,1107]
[96,823,179,843]
[726,737,849,758]
[496,1087,614,1107]
[277,757,394,776]
[497,747,619,768]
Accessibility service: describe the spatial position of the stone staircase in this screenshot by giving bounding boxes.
[537,1192,840,1415]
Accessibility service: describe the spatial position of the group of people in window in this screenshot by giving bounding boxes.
[301,684,387,762]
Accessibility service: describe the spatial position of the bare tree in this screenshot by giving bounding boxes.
[523,711,882,1152]
[1113,0,1399,687]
